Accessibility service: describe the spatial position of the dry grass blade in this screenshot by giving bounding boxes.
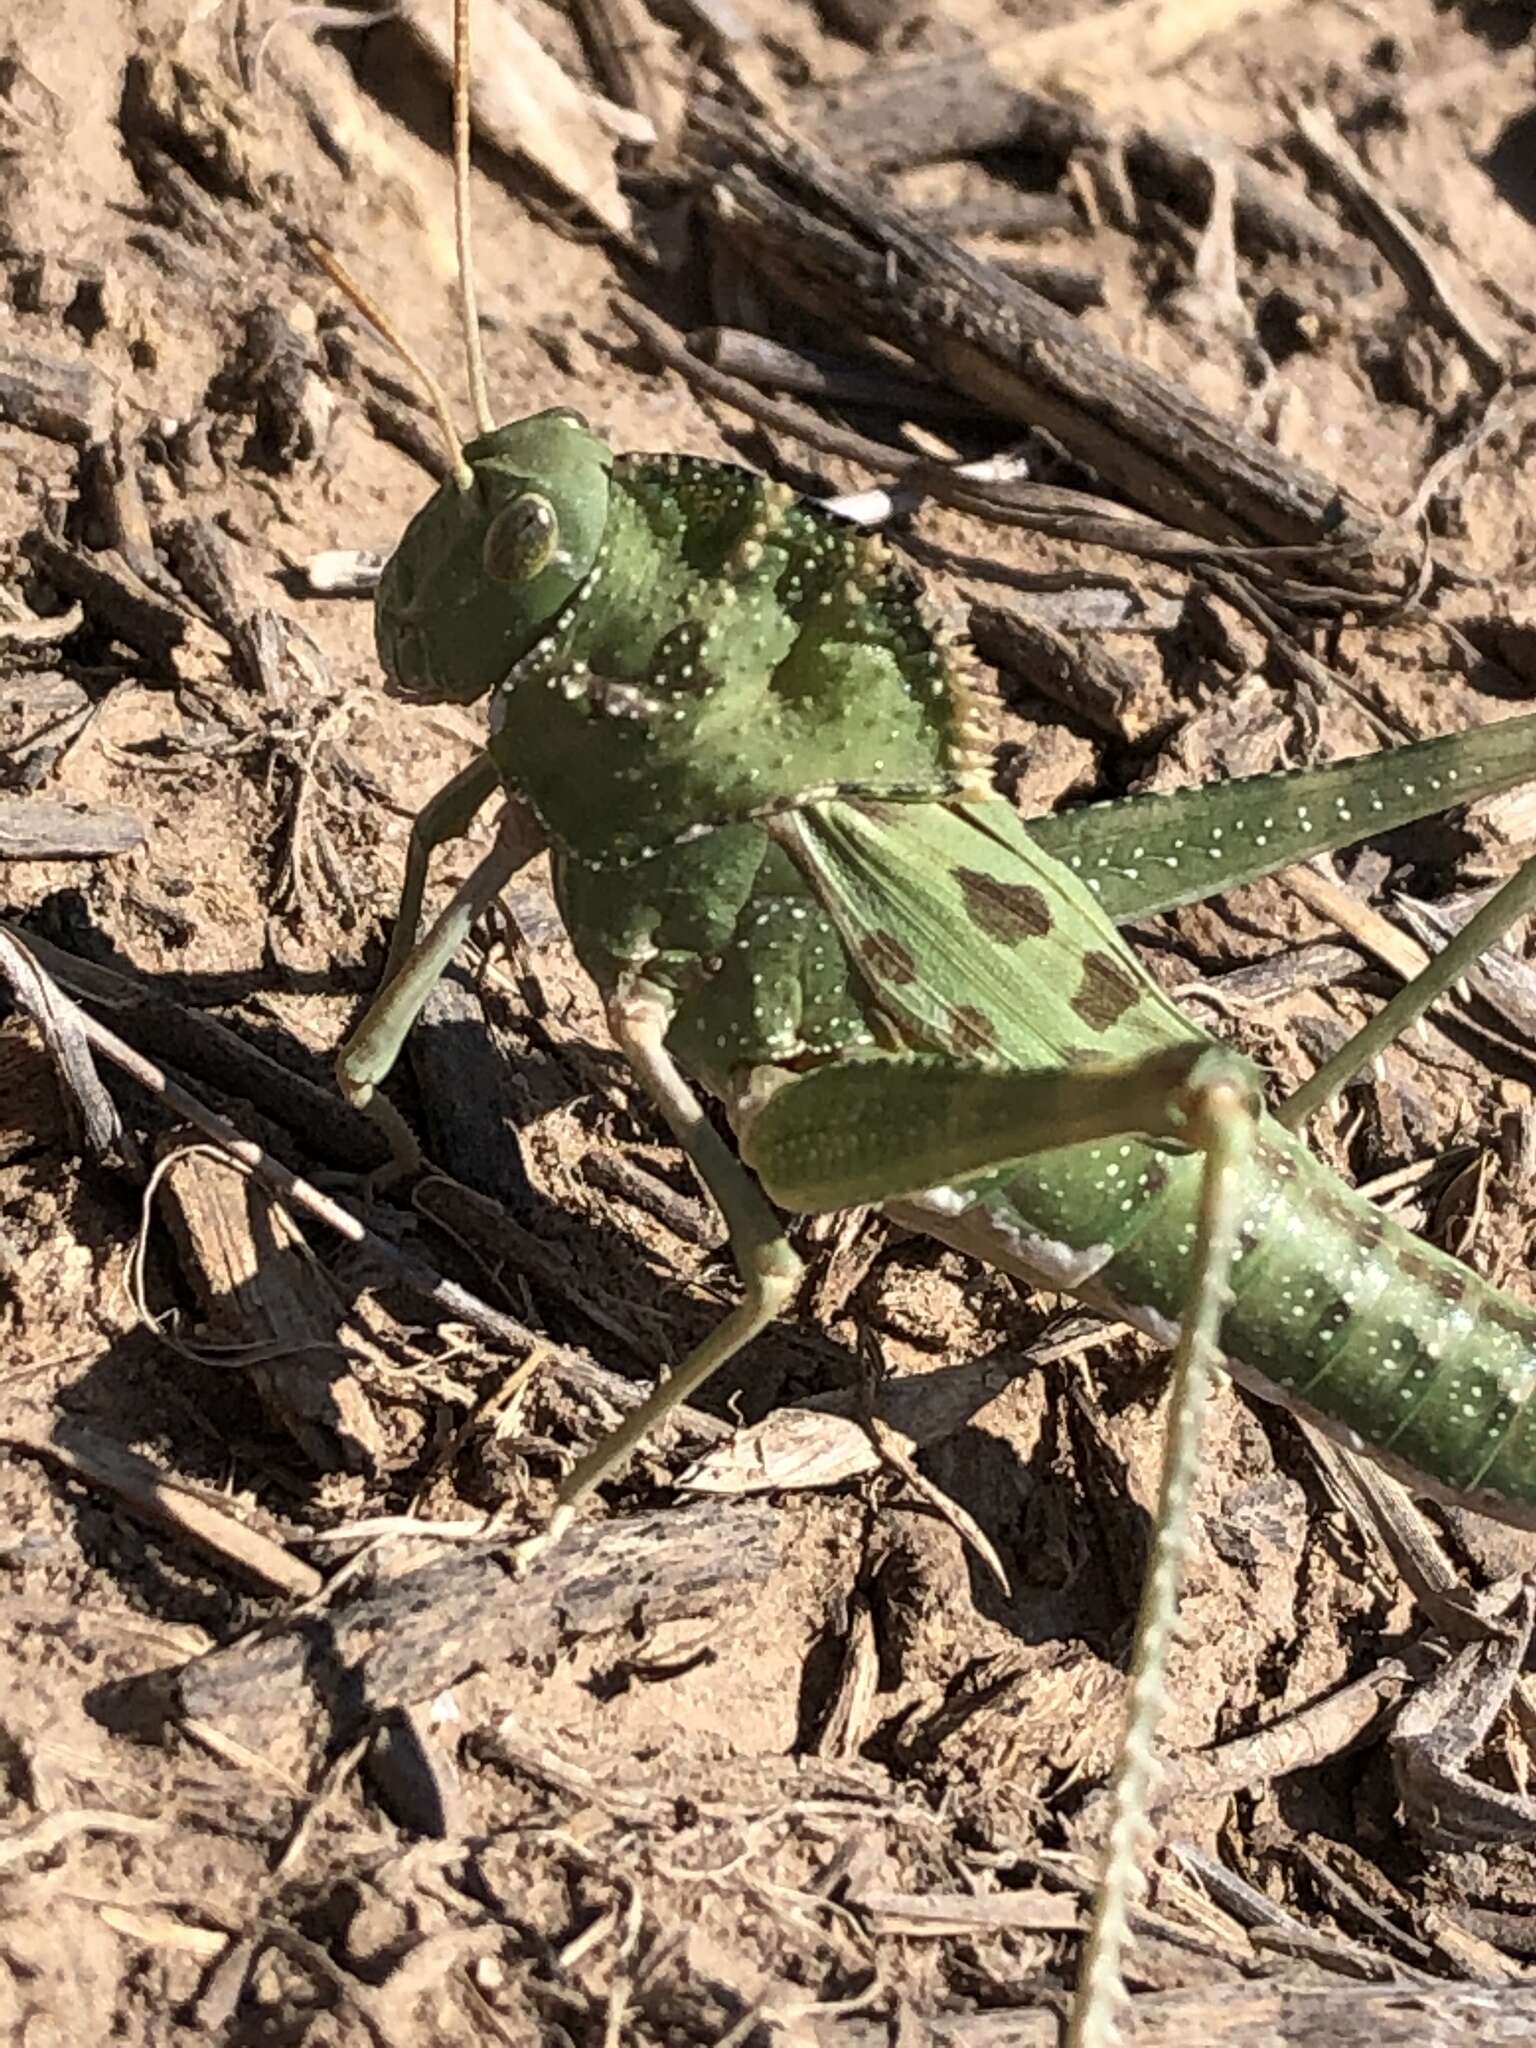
[1287,98,1508,388]
[1285,862,1430,980]
[1148,1657,1417,1808]
[3,1405,321,1598]
[96,1906,230,1958]
[1392,1589,1536,1849]
[0,927,122,1157]
[677,1355,1010,1495]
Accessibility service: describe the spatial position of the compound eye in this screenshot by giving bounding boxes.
[483,493,559,583]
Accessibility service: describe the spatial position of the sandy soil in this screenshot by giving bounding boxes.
[3,1,1536,2042]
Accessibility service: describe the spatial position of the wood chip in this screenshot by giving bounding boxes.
[176,1501,781,1751]
[24,534,228,675]
[4,1405,320,1600]
[98,1906,229,1959]
[0,346,111,444]
[696,104,1394,585]
[0,795,146,860]
[970,603,1148,741]
[397,0,640,239]
[156,1141,386,1477]
[814,1595,879,1760]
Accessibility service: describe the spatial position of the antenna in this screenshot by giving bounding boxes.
[308,240,473,492]
[453,0,496,437]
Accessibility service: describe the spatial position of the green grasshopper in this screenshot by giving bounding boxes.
[320,6,1536,2038]
[337,400,1536,1540]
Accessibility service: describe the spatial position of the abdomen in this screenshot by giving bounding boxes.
[895,1117,1536,1523]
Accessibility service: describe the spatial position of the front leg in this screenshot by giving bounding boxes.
[379,750,504,991]
[337,792,545,1173]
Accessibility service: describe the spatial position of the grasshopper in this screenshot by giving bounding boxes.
[320,6,1536,2038]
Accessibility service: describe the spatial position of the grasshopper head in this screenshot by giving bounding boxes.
[375,407,613,704]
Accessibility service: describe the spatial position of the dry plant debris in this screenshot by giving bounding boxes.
[3,1,1536,2043]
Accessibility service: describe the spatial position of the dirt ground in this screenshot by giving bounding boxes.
[5,0,1536,2042]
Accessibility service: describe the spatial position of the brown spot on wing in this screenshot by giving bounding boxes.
[948,1004,999,1057]
[858,929,919,986]
[955,868,1053,943]
[1070,949,1143,1031]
